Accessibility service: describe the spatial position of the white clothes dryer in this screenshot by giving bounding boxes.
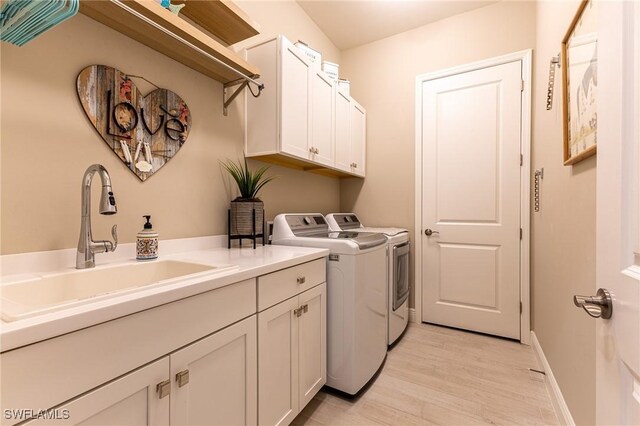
[272,214,388,395]
[326,213,410,346]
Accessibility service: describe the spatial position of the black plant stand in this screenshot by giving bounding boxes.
[228,208,266,249]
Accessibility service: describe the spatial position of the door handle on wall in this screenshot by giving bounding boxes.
[573,288,612,319]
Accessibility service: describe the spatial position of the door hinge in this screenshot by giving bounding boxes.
[521,80,525,92]
[520,154,523,166]
[520,228,523,240]
[520,301,523,313]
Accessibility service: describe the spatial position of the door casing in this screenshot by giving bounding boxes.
[413,50,533,344]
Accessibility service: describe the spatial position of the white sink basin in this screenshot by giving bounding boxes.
[1,260,237,322]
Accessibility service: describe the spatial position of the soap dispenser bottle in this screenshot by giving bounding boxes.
[137,215,158,260]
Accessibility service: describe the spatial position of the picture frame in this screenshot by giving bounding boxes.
[561,0,598,165]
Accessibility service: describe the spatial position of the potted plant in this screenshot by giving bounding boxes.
[221,157,276,236]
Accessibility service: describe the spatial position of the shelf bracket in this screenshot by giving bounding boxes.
[223,80,249,116]
[223,77,264,116]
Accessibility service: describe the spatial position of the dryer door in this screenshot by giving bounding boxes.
[393,242,410,310]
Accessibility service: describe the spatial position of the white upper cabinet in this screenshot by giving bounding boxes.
[334,89,352,172]
[310,70,335,167]
[280,41,311,159]
[333,90,366,177]
[350,100,366,177]
[245,35,365,178]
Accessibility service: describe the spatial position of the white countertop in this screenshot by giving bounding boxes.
[0,244,328,352]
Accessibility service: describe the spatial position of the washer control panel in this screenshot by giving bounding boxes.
[285,214,328,235]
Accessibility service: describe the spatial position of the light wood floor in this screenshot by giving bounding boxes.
[293,323,559,426]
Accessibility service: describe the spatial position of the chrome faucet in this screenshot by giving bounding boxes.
[76,164,118,269]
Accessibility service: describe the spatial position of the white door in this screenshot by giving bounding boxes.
[298,283,327,408]
[420,60,523,339]
[25,358,170,425]
[258,297,299,426]
[334,89,352,172]
[310,71,335,166]
[171,316,257,426]
[280,38,311,159]
[593,2,640,423]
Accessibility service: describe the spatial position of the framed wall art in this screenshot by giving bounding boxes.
[561,0,598,165]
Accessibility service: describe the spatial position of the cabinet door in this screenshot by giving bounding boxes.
[258,297,299,426]
[334,89,352,171]
[23,358,170,426]
[351,101,366,177]
[298,283,327,409]
[310,71,335,167]
[171,316,257,426]
[280,38,311,159]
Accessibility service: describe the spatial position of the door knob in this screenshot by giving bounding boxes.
[573,288,612,319]
[424,229,439,236]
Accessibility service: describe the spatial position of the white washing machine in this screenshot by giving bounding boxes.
[326,213,410,346]
[272,213,388,395]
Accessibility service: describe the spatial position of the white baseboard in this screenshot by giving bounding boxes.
[531,331,575,426]
[409,307,417,323]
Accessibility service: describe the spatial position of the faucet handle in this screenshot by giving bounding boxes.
[108,224,118,252]
[111,225,118,251]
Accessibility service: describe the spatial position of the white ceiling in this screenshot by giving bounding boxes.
[297,0,497,50]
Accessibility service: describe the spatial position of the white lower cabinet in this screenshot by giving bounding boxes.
[171,316,258,426]
[258,283,327,426]
[4,260,327,426]
[23,317,257,426]
[24,358,170,426]
[297,284,327,409]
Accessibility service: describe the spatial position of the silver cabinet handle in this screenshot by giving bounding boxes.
[424,229,439,236]
[156,380,171,399]
[297,276,306,284]
[176,369,190,388]
[294,304,308,317]
[574,288,612,319]
[353,163,358,168]
[309,147,314,153]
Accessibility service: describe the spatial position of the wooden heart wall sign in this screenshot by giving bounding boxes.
[77,65,192,181]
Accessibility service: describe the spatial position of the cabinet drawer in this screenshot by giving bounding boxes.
[258,259,326,311]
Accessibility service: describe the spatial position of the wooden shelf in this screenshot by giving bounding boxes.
[80,0,260,84]
[180,0,260,46]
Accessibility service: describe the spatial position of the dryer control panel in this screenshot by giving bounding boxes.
[331,214,362,230]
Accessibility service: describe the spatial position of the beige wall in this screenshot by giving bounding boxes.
[235,1,340,63]
[531,1,596,424]
[339,0,537,308]
[0,1,340,255]
[340,1,595,424]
